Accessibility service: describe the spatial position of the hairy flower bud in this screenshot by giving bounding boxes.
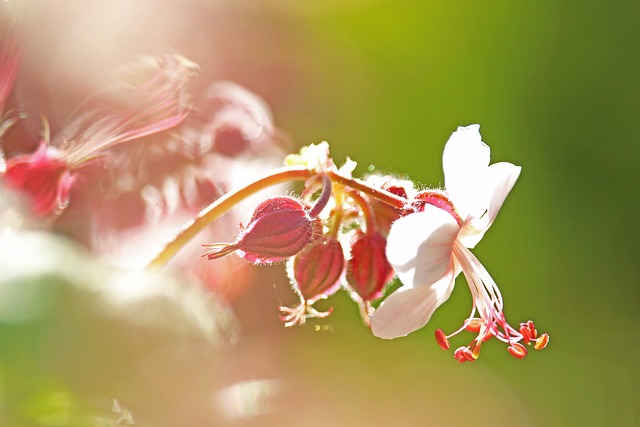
[370,184,408,236]
[292,237,345,302]
[204,196,316,264]
[347,231,395,301]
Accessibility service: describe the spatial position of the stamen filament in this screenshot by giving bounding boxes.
[453,241,523,345]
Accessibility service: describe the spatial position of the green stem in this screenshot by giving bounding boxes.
[145,166,314,269]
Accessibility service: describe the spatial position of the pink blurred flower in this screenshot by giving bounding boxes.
[0,27,25,138]
[178,81,278,158]
[57,54,198,168]
[1,54,197,216]
[3,143,75,215]
[370,125,548,361]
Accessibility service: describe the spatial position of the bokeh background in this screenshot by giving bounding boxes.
[1,0,638,426]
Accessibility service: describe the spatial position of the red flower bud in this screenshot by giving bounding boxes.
[367,183,409,236]
[3,144,75,216]
[347,231,394,301]
[292,237,345,302]
[370,200,402,237]
[204,196,317,264]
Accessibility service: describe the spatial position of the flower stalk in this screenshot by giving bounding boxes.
[145,163,411,269]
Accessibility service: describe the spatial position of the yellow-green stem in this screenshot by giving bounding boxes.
[328,185,345,238]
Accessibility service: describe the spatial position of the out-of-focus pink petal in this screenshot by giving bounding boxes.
[386,206,458,288]
[59,54,198,166]
[442,124,490,220]
[0,30,24,115]
[3,144,75,216]
[370,267,456,339]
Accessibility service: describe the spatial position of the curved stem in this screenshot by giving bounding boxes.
[346,189,377,233]
[308,174,333,218]
[328,186,345,238]
[327,170,406,209]
[145,166,314,269]
[145,166,409,269]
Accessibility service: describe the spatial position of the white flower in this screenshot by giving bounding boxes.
[370,125,548,362]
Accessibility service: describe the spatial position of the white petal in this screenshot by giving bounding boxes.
[370,267,456,339]
[457,219,487,249]
[457,162,521,248]
[442,124,490,220]
[485,162,521,226]
[386,206,459,288]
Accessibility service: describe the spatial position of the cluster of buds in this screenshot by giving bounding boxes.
[200,143,402,326]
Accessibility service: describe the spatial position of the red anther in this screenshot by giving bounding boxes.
[454,347,477,363]
[508,343,528,359]
[464,318,482,333]
[435,329,450,350]
[519,320,538,344]
[534,333,549,350]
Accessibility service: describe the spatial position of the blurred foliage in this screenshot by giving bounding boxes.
[1,0,638,426]
[0,231,237,426]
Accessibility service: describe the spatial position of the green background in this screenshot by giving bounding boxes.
[1,1,638,426]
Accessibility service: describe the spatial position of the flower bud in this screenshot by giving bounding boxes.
[3,144,75,216]
[347,231,395,301]
[292,237,345,302]
[204,196,316,264]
